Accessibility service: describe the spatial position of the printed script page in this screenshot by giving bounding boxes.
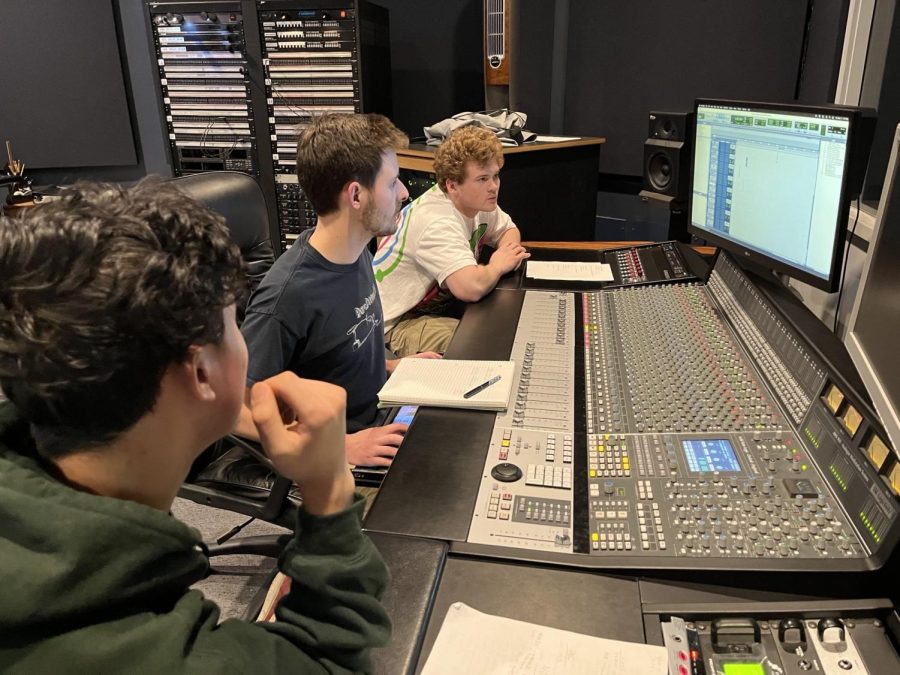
[525,260,614,282]
[420,602,668,675]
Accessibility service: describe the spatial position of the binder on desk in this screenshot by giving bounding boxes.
[378,359,515,411]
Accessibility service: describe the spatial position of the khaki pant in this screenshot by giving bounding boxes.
[357,486,380,517]
[385,314,459,357]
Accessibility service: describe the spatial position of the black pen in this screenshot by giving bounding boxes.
[464,375,501,399]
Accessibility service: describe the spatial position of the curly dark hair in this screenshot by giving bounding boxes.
[296,113,408,215]
[0,178,247,458]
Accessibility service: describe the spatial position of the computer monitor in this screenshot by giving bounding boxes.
[845,124,900,453]
[689,99,874,292]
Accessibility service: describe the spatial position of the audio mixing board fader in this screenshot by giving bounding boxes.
[469,292,579,552]
[466,253,900,569]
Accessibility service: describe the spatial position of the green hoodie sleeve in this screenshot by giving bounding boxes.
[180,493,391,674]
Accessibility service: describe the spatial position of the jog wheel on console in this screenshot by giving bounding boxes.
[491,462,523,482]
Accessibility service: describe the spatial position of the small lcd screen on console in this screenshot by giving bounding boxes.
[682,439,742,473]
[722,665,765,675]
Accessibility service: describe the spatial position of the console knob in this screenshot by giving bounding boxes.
[490,463,522,482]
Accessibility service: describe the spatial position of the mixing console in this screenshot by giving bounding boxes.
[468,253,900,569]
[659,611,900,675]
[523,241,698,291]
[609,241,693,285]
[584,284,786,435]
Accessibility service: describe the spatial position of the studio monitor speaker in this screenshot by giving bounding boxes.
[642,111,695,204]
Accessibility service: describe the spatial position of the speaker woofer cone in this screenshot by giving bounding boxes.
[647,152,673,191]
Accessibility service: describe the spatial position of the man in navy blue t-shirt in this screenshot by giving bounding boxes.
[235,114,439,466]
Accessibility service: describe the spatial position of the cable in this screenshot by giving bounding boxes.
[199,116,238,159]
[832,195,861,334]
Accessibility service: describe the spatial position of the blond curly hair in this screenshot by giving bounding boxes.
[433,125,504,192]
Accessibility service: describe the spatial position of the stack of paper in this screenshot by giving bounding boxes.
[421,603,669,675]
[526,260,614,281]
[377,359,515,411]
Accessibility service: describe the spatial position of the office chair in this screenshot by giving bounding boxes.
[169,172,300,532]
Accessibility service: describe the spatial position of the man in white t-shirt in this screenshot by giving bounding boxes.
[373,125,530,357]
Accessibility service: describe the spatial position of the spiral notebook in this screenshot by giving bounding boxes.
[378,359,515,411]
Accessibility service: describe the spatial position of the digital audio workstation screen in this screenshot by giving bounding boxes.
[682,439,742,473]
[691,104,850,280]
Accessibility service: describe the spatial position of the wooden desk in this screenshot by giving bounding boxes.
[397,137,605,242]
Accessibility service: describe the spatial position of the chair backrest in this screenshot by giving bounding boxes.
[170,172,295,527]
[169,172,275,293]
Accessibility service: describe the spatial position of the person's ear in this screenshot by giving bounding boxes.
[347,180,364,211]
[183,345,217,402]
[445,179,459,196]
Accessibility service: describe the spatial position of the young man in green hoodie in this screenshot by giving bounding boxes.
[0,179,389,672]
